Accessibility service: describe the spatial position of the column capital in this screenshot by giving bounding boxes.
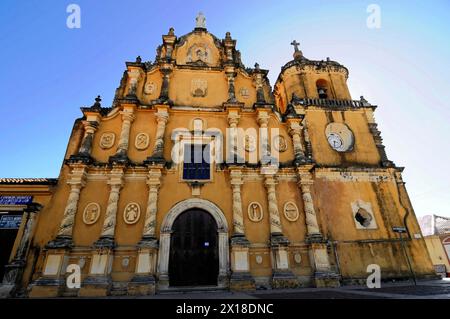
[108,167,125,187]
[229,168,243,186]
[227,111,240,126]
[256,110,270,127]
[155,111,169,123]
[147,168,162,187]
[66,166,87,188]
[120,110,136,123]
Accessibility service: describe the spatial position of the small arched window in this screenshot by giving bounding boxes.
[316,79,329,99]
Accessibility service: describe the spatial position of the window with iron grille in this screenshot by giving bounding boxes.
[182,143,210,180]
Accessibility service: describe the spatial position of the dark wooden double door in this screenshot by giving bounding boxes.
[169,209,219,286]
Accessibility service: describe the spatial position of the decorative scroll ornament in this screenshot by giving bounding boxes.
[99,132,115,149]
[274,135,288,152]
[123,202,141,225]
[283,201,299,222]
[247,202,263,222]
[83,202,101,225]
[135,133,150,150]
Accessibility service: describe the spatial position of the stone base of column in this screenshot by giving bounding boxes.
[67,153,93,165]
[108,152,129,165]
[78,246,114,297]
[230,272,255,291]
[29,248,70,298]
[156,274,169,290]
[271,270,299,289]
[314,271,341,288]
[28,277,66,298]
[78,275,112,297]
[1,260,25,297]
[127,275,156,296]
[46,236,74,249]
[144,155,166,165]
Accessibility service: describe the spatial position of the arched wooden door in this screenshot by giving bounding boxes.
[169,209,219,286]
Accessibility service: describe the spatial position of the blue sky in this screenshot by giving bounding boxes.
[0,0,449,217]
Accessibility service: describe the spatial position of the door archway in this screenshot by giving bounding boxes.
[157,199,229,289]
[169,209,218,286]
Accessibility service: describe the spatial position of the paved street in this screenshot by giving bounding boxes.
[125,278,450,299]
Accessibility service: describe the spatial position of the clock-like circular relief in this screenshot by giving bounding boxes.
[325,122,354,152]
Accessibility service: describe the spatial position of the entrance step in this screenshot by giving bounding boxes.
[158,286,227,294]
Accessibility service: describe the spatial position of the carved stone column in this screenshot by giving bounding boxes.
[297,166,340,288]
[109,108,135,164]
[263,170,298,288]
[226,72,238,103]
[146,107,169,163]
[79,167,124,297]
[49,165,87,248]
[227,110,241,163]
[287,118,308,164]
[95,167,125,247]
[155,68,173,105]
[2,203,41,298]
[229,167,254,290]
[128,167,162,296]
[253,63,266,104]
[77,121,98,157]
[256,110,271,164]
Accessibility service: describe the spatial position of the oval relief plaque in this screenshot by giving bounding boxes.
[283,201,299,222]
[274,135,288,152]
[248,202,263,222]
[135,133,149,150]
[100,132,115,149]
[123,202,140,225]
[83,203,101,225]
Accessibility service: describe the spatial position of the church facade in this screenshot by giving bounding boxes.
[0,16,436,297]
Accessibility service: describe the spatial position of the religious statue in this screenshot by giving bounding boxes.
[196,12,206,28]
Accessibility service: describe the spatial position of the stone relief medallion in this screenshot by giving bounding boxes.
[283,201,299,222]
[255,255,263,264]
[99,132,115,149]
[135,133,149,150]
[244,135,257,152]
[239,87,249,99]
[191,78,208,97]
[294,253,302,264]
[325,122,354,152]
[123,202,140,225]
[83,202,101,225]
[274,135,288,152]
[144,82,157,95]
[248,202,263,222]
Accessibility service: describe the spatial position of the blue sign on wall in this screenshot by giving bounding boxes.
[0,215,22,229]
[0,196,33,205]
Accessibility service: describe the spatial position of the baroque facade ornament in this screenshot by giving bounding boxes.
[187,44,212,65]
[123,202,141,225]
[99,132,115,149]
[239,87,249,99]
[82,202,101,225]
[283,201,299,222]
[247,202,263,222]
[144,82,157,95]
[191,78,208,97]
[244,135,257,152]
[274,135,288,152]
[135,133,150,150]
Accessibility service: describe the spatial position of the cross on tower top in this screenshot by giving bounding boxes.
[291,40,300,52]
